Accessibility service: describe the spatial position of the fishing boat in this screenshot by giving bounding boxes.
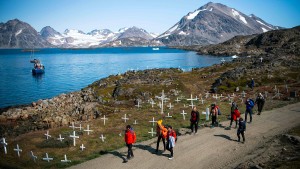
[29,49,45,74]
[152,47,160,51]
[31,59,45,74]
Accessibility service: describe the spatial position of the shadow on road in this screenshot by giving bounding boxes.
[107,151,128,163]
[214,134,233,141]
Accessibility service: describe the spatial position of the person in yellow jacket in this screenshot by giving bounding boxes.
[155,120,168,153]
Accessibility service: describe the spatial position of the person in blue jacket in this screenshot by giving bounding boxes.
[237,118,246,143]
[245,98,255,123]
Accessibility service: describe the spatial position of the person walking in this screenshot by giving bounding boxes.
[237,118,246,143]
[250,78,255,90]
[166,125,176,160]
[245,98,255,123]
[210,104,218,128]
[229,102,240,129]
[124,125,136,162]
[255,93,265,115]
[190,107,200,134]
[155,120,167,153]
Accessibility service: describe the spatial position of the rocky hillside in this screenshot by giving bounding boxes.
[0,19,53,48]
[178,26,300,56]
[156,2,280,46]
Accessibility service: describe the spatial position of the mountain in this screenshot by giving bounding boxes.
[41,26,157,48]
[156,2,281,46]
[183,26,300,56]
[0,19,53,48]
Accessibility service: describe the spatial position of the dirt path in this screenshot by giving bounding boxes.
[69,103,300,169]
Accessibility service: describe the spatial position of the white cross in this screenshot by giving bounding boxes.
[135,100,141,108]
[213,94,220,100]
[122,114,129,123]
[119,133,122,137]
[205,91,210,98]
[57,134,65,142]
[231,93,236,97]
[219,94,224,98]
[181,110,187,120]
[101,115,108,126]
[44,130,51,140]
[285,84,288,92]
[1,138,8,154]
[165,112,172,118]
[149,117,157,126]
[80,144,86,151]
[43,153,53,162]
[150,99,156,108]
[99,134,106,142]
[133,120,138,125]
[241,91,247,98]
[84,125,93,135]
[259,57,263,62]
[199,97,205,104]
[69,131,79,146]
[14,144,22,157]
[189,101,195,108]
[75,123,83,131]
[158,102,162,108]
[274,85,277,91]
[175,97,181,103]
[187,94,198,106]
[61,154,71,163]
[184,104,186,108]
[69,122,75,130]
[148,128,155,137]
[273,89,282,99]
[155,90,169,114]
[30,151,37,162]
[167,103,174,109]
[221,58,225,63]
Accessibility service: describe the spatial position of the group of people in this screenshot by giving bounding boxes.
[124,121,177,162]
[124,92,265,162]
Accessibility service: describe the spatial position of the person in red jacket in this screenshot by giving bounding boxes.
[166,125,176,160]
[124,125,136,161]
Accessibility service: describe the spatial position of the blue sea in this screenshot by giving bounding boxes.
[0,47,230,108]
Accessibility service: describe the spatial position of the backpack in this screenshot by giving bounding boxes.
[249,99,255,108]
[191,111,197,122]
[215,105,221,115]
[130,128,136,143]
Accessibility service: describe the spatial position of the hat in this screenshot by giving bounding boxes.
[157,119,163,126]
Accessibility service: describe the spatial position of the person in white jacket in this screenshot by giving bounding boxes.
[166,125,177,160]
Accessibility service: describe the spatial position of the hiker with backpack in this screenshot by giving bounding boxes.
[210,104,218,128]
[229,102,240,129]
[190,107,200,134]
[237,118,246,143]
[166,125,176,160]
[245,98,255,123]
[156,120,168,153]
[255,93,265,115]
[124,125,136,161]
[250,78,255,90]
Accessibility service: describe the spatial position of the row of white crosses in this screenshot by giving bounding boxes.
[0,138,72,163]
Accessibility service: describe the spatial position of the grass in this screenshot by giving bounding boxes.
[0,58,299,168]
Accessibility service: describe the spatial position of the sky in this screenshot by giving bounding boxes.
[0,0,300,34]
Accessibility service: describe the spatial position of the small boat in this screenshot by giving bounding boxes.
[152,47,160,51]
[30,59,45,75]
[231,55,238,59]
[221,58,226,62]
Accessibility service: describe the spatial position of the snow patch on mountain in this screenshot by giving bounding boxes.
[15,29,22,36]
[232,9,247,24]
[256,20,273,30]
[187,9,207,20]
[261,27,268,33]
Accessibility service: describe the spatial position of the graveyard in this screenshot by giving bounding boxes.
[0,50,299,168]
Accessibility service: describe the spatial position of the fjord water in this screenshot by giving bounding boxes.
[0,47,228,108]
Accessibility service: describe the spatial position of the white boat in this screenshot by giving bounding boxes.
[221,58,225,62]
[231,55,238,59]
[152,47,160,51]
